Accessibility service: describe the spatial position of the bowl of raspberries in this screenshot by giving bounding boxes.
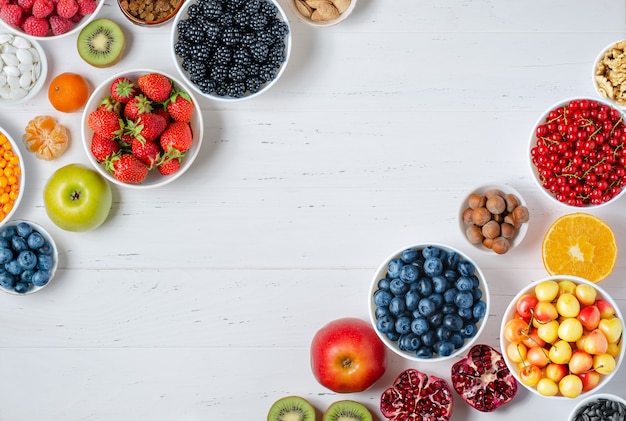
[0,0,103,38]
[170,0,292,101]
[81,69,204,188]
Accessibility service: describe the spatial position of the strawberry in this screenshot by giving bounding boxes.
[152,106,171,122]
[88,109,124,139]
[157,155,181,176]
[123,94,152,120]
[126,113,167,143]
[55,0,78,18]
[90,132,119,162]
[137,73,172,102]
[21,16,49,36]
[76,0,96,14]
[110,77,138,104]
[106,153,148,184]
[1,5,24,27]
[165,91,194,123]
[131,138,161,167]
[98,96,122,114]
[49,15,72,35]
[31,0,53,18]
[159,121,193,153]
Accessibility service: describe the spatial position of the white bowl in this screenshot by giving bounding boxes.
[0,33,47,106]
[592,39,626,109]
[0,0,104,40]
[170,0,292,102]
[528,97,626,209]
[369,242,490,363]
[0,220,58,295]
[81,69,204,189]
[569,393,626,421]
[500,275,625,400]
[286,0,358,27]
[0,127,25,228]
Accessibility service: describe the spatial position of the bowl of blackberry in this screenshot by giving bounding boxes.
[369,243,490,362]
[170,0,292,101]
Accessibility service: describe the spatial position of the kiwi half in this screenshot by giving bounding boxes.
[268,396,316,421]
[323,401,372,421]
[77,18,125,68]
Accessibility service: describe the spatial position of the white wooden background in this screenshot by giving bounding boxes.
[0,0,625,419]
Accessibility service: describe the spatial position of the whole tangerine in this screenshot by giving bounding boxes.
[48,73,90,113]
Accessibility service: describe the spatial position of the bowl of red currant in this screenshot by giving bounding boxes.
[529,97,626,208]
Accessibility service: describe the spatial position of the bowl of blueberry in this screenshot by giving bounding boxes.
[170,0,292,101]
[369,243,490,362]
[0,220,57,295]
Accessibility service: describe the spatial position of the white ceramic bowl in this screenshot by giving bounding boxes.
[0,220,58,295]
[528,97,626,209]
[0,33,47,106]
[170,0,292,102]
[459,184,529,255]
[0,127,25,228]
[592,39,626,109]
[500,275,625,400]
[286,0,358,27]
[369,242,490,363]
[81,69,204,189]
[569,393,626,421]
[0,0,104,40]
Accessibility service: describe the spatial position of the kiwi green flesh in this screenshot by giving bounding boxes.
[77,18,125,68]
[268,396,316,421]
[323,401,372,421]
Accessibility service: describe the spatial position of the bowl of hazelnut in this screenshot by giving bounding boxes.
[117,0,183,25]
[459,184,530,254]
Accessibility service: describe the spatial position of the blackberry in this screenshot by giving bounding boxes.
[233,10,250,28]
[255,30,274,46]
[246,62,261,78]
[266,43,285,66]
[223,0,245,11]
[177,19,190,35]
[249,41,268,63]
[227,81,246,98]
[198,0,222,20]
[239,32,256,47]
[220,26,240,46]
[182,25,206,44]
[201,20,221,40]
[228,64,246,82]
[214,45,231,65]
[196,78,216,95]
[246,77,264,94]
[214,83,228,96]
[210,65,229,83]
[186,3,202,18]
[232,47,251,68]
[259,1,277,18]
[174,40,191,59]
[258,64,276,83]
[267,20,289,40]
[188,43,213,62]
[243,0,260,14]
[249,12,268,31]
[217,12,235,28]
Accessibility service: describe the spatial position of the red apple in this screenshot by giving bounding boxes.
[310,317,387,393]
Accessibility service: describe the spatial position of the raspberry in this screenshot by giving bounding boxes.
[17,0,35,10]
[31,0,54,18]
[0,4,24,27]
[49,15,72,35]
[55,0,78,18]
[21,15,49,36]
[76,0,96,15]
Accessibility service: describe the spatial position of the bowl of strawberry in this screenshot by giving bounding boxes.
[529,97,626,208]
[81,69,204,188]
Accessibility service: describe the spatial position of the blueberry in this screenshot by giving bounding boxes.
[473,287,483,301]
[399,264,419,283]
[460,322,478,338]
[443,313,464,331]
[423,257,443,277]
[398,333,420,352]
[428,311,443,327]
[458,260,476,277]
[5,260,22,275]
[446,251,460,270]
[16,222,32,238]
[405,290,420,311]
[11,236,28,252]
[410,317,429,335]
[454,290,474,309]
[441,303,457,314]
[450,332,464,348]
[13,281,30,293]
[373,289,393,307]
[0,247,12,264]
[17,250,37,270]
[20,269,33,283]
[455,276,473,291]
[431,275,448,293]
[400,248,418,264]
[415,347,433,359]
[421,330,437,347]
[376,315,395,334]
[395,316,411,335]
[421,246,440,259]
[417,297,436,317]
[377,278,390,290]
[27,232,44,249]
[387,258,403,278]
[434,341,455,357]
[0,238,8,248]
[429,293,443,309]
[473,300,487,319]
[443,269,458,283]
[389,296,406,316]
[0,226,16,239]
[386,331,400,341]
[458,307,474,320]
[375,306,390,320]
[0,271,14,289]
[389,278,409,296]
[416,277,433,296]
[443,288,457,303]
[38,242,53,255]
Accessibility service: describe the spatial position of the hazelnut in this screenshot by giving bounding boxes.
[462,207,474,225]
[492,213,504,223]
[484,189,503,199]
[491,237,511,254]
[481,220,500,239]
[505,194,521,212]
[486,195,506,215]
[466,225,484,244]
[471,207,492,226]
[468,193,485,209]
[500,222,516,239]
[504,214,516,226]
[482,237,494,249]
[513,205,530,225]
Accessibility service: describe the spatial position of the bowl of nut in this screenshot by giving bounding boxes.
[459,184,529,255]
[118,0,183,26]
[288,0,357,27]
[369,243,489,362]
[593,40,626,109]
[81,69,203,188]
[569,393,626,421]
[529,97,626,208]
[170,0,291,101]
[500,275,624,399]
[0,128,24,228]
[0,33,47,105]
[0,220,58,295]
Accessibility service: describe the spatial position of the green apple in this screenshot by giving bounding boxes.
[44,164,112,232]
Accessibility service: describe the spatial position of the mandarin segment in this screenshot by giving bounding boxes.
[22,115,70,160]
[542,213,617,283]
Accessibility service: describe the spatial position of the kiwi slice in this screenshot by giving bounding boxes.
[77,18,125,68]
[268,396,316,421]
[323,401,372,421]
